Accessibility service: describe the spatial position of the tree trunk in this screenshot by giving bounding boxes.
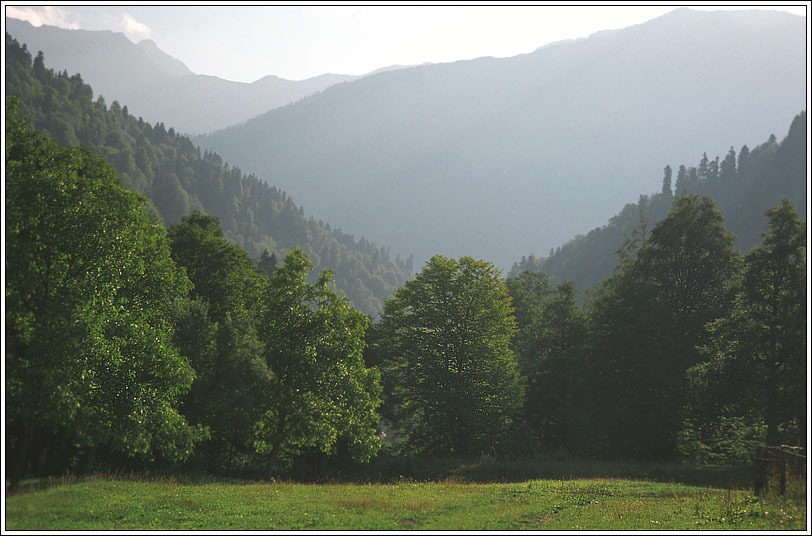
[267,441,281,477]
[766,385,778,446]
[766,328,779,446]
[33,445,47,476]
[266,412,287,478]
[316,451,327,482]
[8,421,35,491]
[83,445,98,475]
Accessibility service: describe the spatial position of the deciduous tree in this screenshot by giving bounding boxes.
[254,249,382,473]
[6,102,203,486]
[380,256,524,455]
[584,195,740,459]
[167,213,272,471]
[507,272,587,451]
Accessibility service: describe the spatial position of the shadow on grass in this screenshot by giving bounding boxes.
[6,474,79,496]
[5,470,260,496]
[6,457,756,495]
[325,456,755,489]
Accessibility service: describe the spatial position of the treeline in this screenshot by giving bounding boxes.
[4,35,413,317]
[511,111,806,297]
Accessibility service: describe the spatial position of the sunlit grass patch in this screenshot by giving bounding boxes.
[5,474,805,531]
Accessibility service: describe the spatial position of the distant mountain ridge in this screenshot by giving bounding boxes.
[4,18,394,134]
[193,8,806,270]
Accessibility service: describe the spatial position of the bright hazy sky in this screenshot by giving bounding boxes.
[4,2,808,83]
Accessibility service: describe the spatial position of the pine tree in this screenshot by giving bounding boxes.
[258,248,278,280]
[662,165,673,196]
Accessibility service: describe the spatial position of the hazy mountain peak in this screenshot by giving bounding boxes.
[532,37,582,53]
[136,38,159,48]
[254,73,286,83]
[136,38,191,76]
[644,6,803,26]
[7,18,121,40]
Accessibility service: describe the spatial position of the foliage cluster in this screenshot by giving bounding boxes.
[5,103,204,487]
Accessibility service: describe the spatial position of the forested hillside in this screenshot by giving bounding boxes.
[510,111,807,296]
[5,35,412,316]
[194,8,805,269]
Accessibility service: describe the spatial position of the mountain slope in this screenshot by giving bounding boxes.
[511,110,807,295]
[5,34,412,317]
[4,18,363,134]
[194,8,806,270]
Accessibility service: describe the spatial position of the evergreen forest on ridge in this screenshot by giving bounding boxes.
[3,10,807,520]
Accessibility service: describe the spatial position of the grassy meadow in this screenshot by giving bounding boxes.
[5,458,806,531]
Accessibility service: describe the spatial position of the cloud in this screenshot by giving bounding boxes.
[99,12,152,42]
[6,7,150,42]
[118,13,152,41]
[5,6,80,29]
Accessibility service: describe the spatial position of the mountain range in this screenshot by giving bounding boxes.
[191,8,806,269]
[4,18,404,135]
[5,8,807,274]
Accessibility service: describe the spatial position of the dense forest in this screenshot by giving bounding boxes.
[511,112,807,298]
[4,35,806,489]
[4,35,413,317]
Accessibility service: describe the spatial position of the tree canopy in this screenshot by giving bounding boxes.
[166,213,272,472]
[5,100,204,486]
[583,195,741,459]
[506,272,587,451]
[682,198,806,462]
[380,256,524,456]
[255,249,383,471]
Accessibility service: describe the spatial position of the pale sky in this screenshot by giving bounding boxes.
[4,2,808,83]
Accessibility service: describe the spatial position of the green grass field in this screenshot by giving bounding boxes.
[5,469,806,531]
